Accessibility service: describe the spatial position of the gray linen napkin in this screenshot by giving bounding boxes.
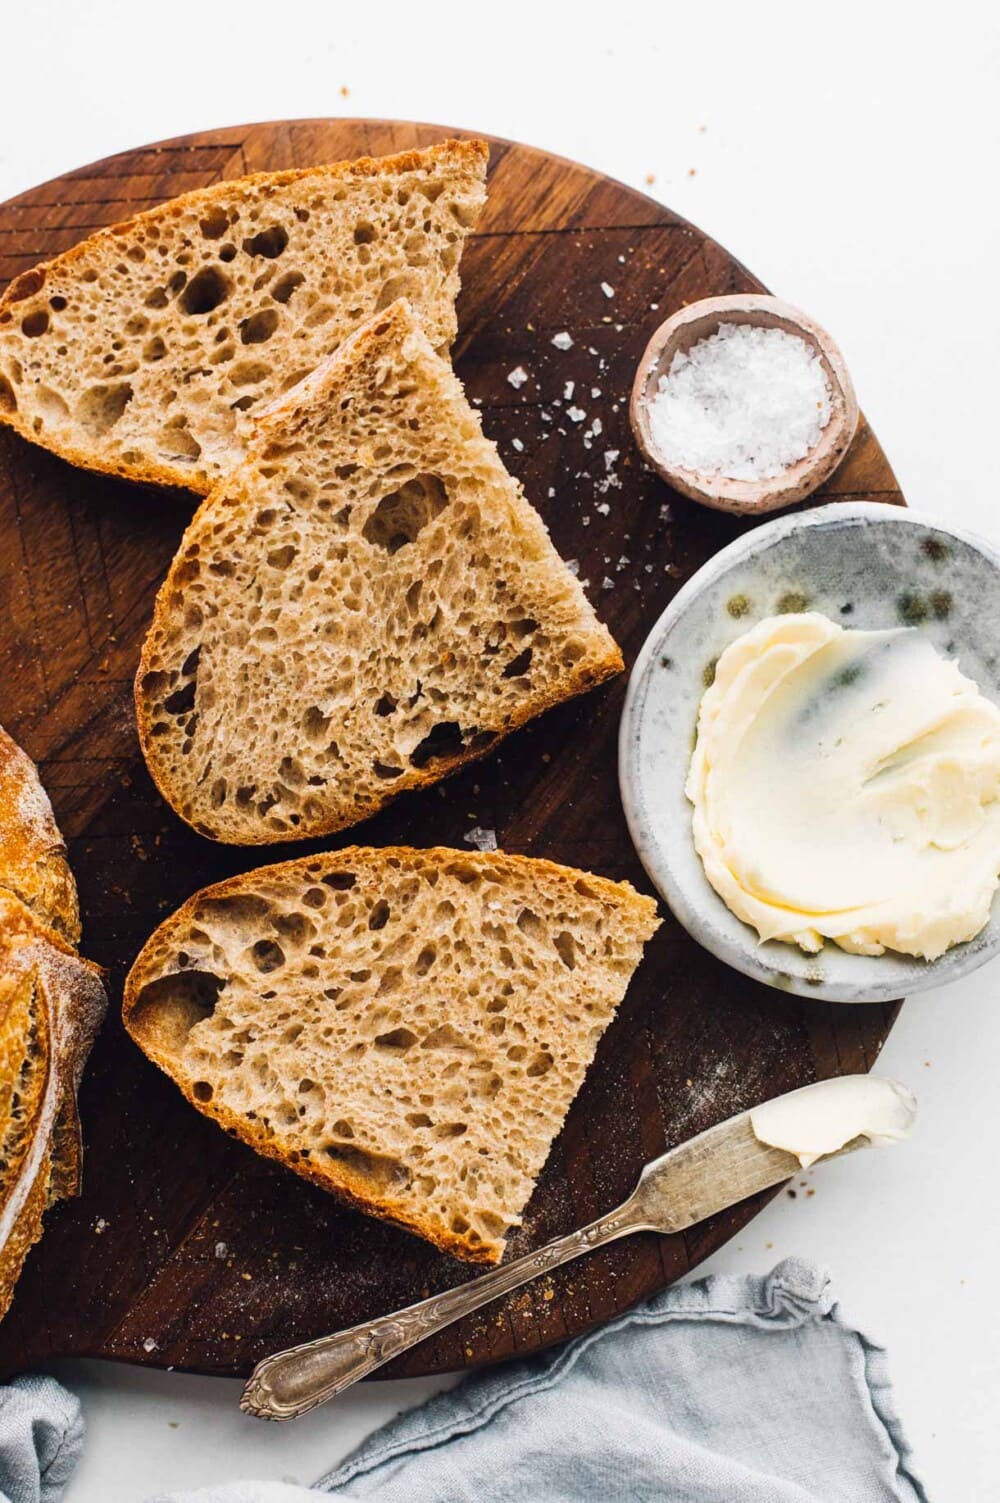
[1,1260,927,1503]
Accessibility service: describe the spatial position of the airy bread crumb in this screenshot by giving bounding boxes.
[123,846,660,1263]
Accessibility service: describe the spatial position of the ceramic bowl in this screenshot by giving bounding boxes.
[629,295,859,515]
[619,501,1000,1002]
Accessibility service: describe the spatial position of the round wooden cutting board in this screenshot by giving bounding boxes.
[0,120,903,1380]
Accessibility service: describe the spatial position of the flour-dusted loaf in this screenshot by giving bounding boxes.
[0,140,487,493]
[123,847,660,1263]
[135,299,623,844]
[0,727,106,1320]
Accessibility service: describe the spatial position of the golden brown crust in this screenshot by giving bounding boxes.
[0,729,107,1318]
[0,725,79,942]
[134,301,624,844]
[123,846,658,1263]
[0,139,489,496]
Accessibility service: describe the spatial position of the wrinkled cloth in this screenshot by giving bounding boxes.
[1,1261,926,1502]
[0,1376,82,1503]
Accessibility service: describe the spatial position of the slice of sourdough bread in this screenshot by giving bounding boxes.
[135,299,623,845]
[0,140,487,493]
[123,847,660,1263]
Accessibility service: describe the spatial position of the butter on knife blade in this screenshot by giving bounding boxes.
[749,1076,916,1169]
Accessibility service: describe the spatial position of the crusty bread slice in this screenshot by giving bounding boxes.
[0,140,487,493]
[0,725,79,943]
[0,728,107,1319]
[135,299,623,845]
[0,894,106,1319]
[123,847,660,1263]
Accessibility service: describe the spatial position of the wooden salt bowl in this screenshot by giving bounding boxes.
[629,294,859,515]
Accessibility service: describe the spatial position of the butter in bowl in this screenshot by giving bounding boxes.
[619,502,1000,1002]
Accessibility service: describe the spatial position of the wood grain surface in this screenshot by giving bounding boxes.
[0,119,903,1380]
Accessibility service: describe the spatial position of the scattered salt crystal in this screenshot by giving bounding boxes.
[591,418,602,437]
[601,282,615,299]
[566,406,586,423]
[604,449,620,471]
[563,380,575,400]
[507,365,529,389]
[659,501,673,522]
[565,559,580,575]
[215,1242,228,1259]
[511,437,524,452]
[645,322,832,481]
[94,1218,109,1235]
[617,555,630,570]
[588,347,599,356]
[540,411,553,423]
[143,1337,158,1353]
[618,254,626,264]
[601,577,615,590]
[650,302,659,311]
[547,487,556,498]
[591,387,601,399]
[464,826,498,852]
[551,331,574,350]
[596,501,611,515]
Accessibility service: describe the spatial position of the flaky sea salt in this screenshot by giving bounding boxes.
[551,331,574,350]
[507,365,528,388]
[645,322,832,481]
[601,282,615,299]
[464,826,498,852]
[566,406,586,423]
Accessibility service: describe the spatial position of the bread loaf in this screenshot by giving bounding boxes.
[0,728,106,1320]
[0,140,487,493]
[135,299,623,844]
[123,846,659,1263]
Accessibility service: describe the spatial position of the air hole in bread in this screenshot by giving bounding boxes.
[553,931,577,970]
[409,720,464,768]
[192,1080,213,1102]
[195,893,271,926]
[374,693,397,717]
[321,871,356,891]
[20,309,49,338]
[219,243,237,263]
[421,1024,472,1053]
[362,473,448,554]
[516,908,545,943]
[374,1027,417,1052]
[251,939,285,973]
[526,1050,553,1078]
[199,208,229,240]
[143,336,167,362]
[373,760,405,779]
[414,945,436,976]
[129,969,224,1052]
[77,381,133,437]
[271,271,305,304]
[35,386,69,425]
[266,544,297,570]
[323,1142,411,1192]
[243,225,289,259]
[0,375,15,413]
[6,267,45,302]
[240,309,279,344]
[180,266,230,315]
[163,682,196,716]
[302,887,326,909]
[368,900,390,931]
[502,647,533,678]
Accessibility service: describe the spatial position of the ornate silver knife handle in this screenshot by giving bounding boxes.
[240,1206,642,1420]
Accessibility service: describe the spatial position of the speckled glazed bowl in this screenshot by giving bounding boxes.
[619,501,1000,1002]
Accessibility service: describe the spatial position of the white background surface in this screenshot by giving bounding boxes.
[1,2,997,1498]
